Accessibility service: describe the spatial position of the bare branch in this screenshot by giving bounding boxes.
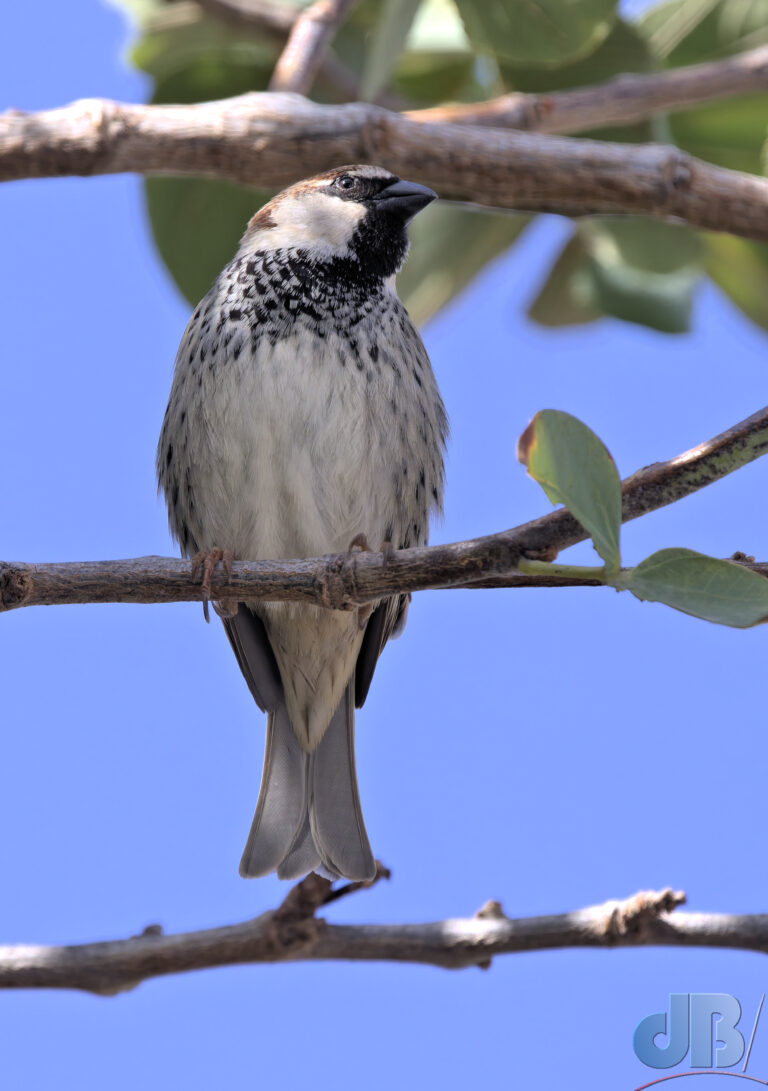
[6,885,768,993]
[4,93,768,242]
[269,0,358,95]
[2,406,766,612]
[2,556,766,611]
[193,0,403,106]
[412,44,768,134]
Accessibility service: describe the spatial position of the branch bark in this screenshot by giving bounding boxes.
[269,0,358,95]
[5,91,768,241]
[412,44,768,134]
[2,406,766,611]
[5,881,768,993]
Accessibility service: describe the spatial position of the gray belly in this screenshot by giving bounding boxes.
[160,316,440,563]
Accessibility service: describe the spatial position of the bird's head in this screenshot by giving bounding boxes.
[240,165,437,279]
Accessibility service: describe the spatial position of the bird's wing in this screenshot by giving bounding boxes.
[222,604,283,713]
[354,593,410,709]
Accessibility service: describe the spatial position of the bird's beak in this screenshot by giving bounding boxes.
[374,179,438,221]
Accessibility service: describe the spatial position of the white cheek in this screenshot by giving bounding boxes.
[257,193,366,258]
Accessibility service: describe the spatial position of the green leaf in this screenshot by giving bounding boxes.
[527,234,601,327]
[635,1,768,175]
[392,50,477,104]
[398,204,530,325]
[146,177,269,307]
[114,0,278,81]
[583,218,703,333]
[529,218,702,333]
[517,409,622,570]
[705,234,768,332]
[638,0,768,64]
[626,548,768,627]
[453,0,618,67]
[668,94,768,174]
[361,0,423,101]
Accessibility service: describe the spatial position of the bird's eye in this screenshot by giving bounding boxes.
[334,175,357,192]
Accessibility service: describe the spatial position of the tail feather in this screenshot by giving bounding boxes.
[239,703,308,878]
[277,814,320,880]
[240,681,375,881]
[309,684,375,880]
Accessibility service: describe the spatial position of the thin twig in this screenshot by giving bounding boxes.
[269,0,358,95]
[4,93,768,242]
[411,44,768,134]
[1,406,766,612]
[7,885,768,994]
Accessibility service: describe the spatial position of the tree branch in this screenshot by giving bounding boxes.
[4,92,768,241]
[5,882,768,993]
[1,406,766,611]
[193,0,402,106]
[412,44,768,134]
[269,0,358,95]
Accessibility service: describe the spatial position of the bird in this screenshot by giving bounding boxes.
[157,165,447,882]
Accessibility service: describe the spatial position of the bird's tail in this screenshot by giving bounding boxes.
[239,681,375,881]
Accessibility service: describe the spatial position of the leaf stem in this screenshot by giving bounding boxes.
[516,558,608,582]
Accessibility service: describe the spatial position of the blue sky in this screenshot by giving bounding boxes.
[2,2,768,1088]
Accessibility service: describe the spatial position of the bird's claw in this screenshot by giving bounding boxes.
[348,534,394,563]
[347,533,371,553]
[191,548,234,623]
[347,535,395,629]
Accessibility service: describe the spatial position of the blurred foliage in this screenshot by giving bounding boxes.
[530,219,703,333]
[498,19,656,142]
[360,0,423,100]
[705,233,768,332]
[111,0,768,333]
[453,0,617,67]
[399,204,530,325]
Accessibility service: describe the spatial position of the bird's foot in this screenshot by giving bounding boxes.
[348,534,394,562]
[346,535,375,629]
[190,548,234,623]
[347,533,371,553]
[346,534,395,629]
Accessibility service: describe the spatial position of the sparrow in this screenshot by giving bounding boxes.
[157,165,447,881]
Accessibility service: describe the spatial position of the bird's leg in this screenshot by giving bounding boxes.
[346,534,395,629]
[190,548,234,623]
